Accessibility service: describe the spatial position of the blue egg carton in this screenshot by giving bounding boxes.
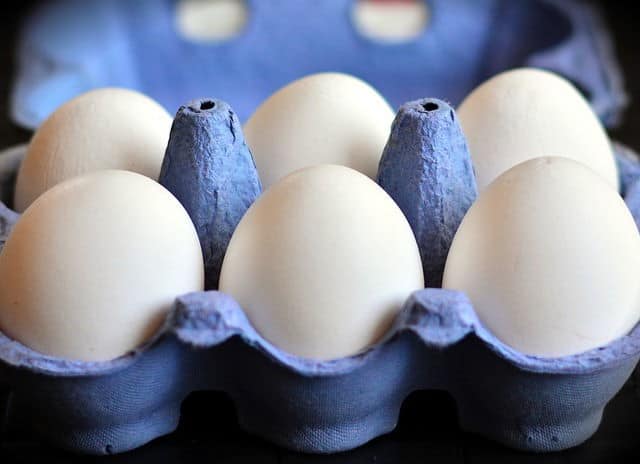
[1,97,640,456]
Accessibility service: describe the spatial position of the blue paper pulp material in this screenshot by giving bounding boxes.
[0,146,22,253]
[377,99,477,288]
[12,0,627,129]
[159,99,261,289]
[1,139,640,455]
[0,204,18,253]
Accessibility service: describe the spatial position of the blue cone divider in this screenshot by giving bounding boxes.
[159,99,261,289]
[377,98,477,288]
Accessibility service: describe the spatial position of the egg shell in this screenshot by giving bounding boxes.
[176,0,247,42]
[243,73,395,189]
[352,0,429,43]
[457,68,619,191]
[159,99,261,290]
[219,164,424,360]
[0,170,204,361]
[443,157,640,357]
[14,88,173,211]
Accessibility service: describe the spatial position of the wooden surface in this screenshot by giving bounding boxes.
[0,1,639,462]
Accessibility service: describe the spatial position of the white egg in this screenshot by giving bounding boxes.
[243,73,395,189]
[457,68,618,191]
[352,0,430,42]
[443,157,640,357]
[176,0,247,42]
[219,164,424,360]
[15,88,173,212]
[0,170,204,361]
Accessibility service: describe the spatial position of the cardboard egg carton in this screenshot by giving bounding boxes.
[0,117,639,455]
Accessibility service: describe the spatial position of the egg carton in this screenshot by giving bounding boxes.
[12,0,625,129]
[1,98,640,456]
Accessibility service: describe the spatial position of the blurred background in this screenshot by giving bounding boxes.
[2,0,638,147]
[0,1,639,462]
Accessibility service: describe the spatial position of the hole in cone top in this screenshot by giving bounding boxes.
[423,102,439,112]
[200,100,215,110]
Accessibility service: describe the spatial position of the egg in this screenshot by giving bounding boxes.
[457,68,618,191]
[352,0,430,43]
[243,73,395,189]
[176,0,248,42]
[219,164,424,360]
[443,157,640,357]
[0,170,204,361]
[14,88,173,212]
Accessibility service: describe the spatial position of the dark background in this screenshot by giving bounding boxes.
[1,1,640,463]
